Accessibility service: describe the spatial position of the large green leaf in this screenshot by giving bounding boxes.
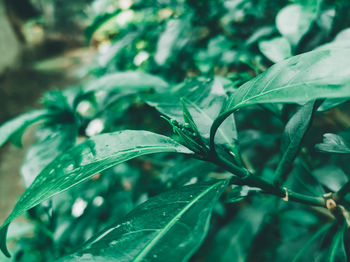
[84,72,169,93]
[211,43,350,144]
[0,110,48,148]
[20,124,77,187]
[0,130,192,257]
[58,180,228,262]
[145,78,238,156]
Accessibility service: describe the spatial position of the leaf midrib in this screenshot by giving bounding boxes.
[133,181,222,262]
[231,77,350,111]
[3,145,186,228]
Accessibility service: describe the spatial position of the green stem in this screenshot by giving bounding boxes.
[211,153,326,208]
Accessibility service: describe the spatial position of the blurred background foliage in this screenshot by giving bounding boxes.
[1,0,350,261]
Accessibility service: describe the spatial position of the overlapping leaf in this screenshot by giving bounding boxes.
[145,78,238,156]
[59,180,228,262]
[0,130,192,257]
[211,42,350,141]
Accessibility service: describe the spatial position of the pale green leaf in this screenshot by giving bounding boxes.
[276,4,316,46]
[316,133,350,154]
[258,37,291,63]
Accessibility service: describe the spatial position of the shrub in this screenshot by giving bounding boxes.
[1,0,350,261]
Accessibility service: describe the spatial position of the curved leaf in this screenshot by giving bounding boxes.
[211,43,350,144]
[0,130,192,257]
[146,78,238,156]
[85,72,169,93]
[0,110,48,148]
[59,180,228,262]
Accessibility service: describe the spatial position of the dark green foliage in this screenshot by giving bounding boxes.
[1,0,350,261]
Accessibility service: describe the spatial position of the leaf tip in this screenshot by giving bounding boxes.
[0,224,11,258]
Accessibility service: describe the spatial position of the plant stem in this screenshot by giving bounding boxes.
[211,153,326,208]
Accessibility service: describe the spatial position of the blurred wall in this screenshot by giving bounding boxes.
[0,0,21,74]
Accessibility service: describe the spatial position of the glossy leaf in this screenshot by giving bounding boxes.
[315,133,350,154]
[58,180,228,262]
[0,110,48,148]
[146,78,238,156]
[274,101,315,184]
[0,130,192,257]
[85,72,169,93]
[211,43,350,143]
[258,37,291,62]
[20,124,77,187]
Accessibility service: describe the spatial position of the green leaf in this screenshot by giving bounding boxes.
[211,43,350,145]
[0,130,192,257]
[258,37,291,63]
[0,110,48,148]
[276,4,316,46]
[313,165,348,192]
[155,17,191,66]
[85,72,169,93]
[58,180,228,262]
[315,133,350,154]
[20,124,77,187]
[318,98,350,111]
[208,199,271,262]
[146,78,238,157]
[292,223,333,262]
[329,224,347,262]
[274,101,316,185]
[162,158,217,187]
